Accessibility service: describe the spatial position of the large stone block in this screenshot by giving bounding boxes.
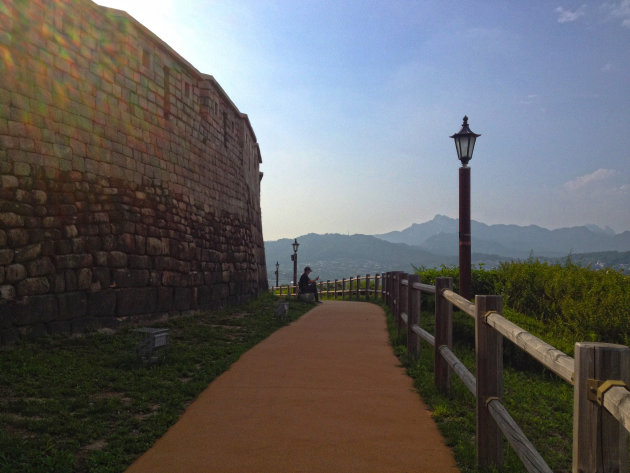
[155,256,176,271]
[214,283,229,300]
[116,287,157,316]
[113,269,149,287]
[0,212,24,227]
[46,319,72,336]
[57,292,88,320]
[128,255,150,269]
[77,268,92,290]
[17,277,50,297]
[55,253,93,269]
[20,295,57,324]
[88,290,116,317]
[71,316,99,335]
[0,302,17,328]
[54,240,73,255]
[107,251,127,268]
[6,264,27,283]
[15,243,42,263]
[8,228,29,246]
[18,323,48,339]
[197,285,213,307]
[52,273,65,293]
[71,237,88,253]
[173,287,191,311]
[157,286,173,311]
[0,249,14,265]
[118,233,136,252]
[92,267,111,288]
[93,251,108,266]
[161,271,181,287]
[146,236,166,255]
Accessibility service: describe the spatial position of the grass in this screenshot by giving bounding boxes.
[1,288,617,473]
[383,302,575,473]
[0,292,314,473]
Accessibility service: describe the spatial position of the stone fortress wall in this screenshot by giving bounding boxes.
[0,0,267,343]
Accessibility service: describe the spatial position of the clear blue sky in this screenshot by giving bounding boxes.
[96,0,630,241]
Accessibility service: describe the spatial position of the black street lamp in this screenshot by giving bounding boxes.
[450,116,480,300]
[291,238,299,294]
[275,261,279,288]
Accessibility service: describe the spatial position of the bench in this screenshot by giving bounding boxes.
[297,292,315,302]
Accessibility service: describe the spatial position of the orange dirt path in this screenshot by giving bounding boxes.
[125,300,460,473]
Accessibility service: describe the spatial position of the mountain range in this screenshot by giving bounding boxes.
[265,215,630,285]
[374,215,630,257]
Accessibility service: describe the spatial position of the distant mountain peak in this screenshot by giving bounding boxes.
[373,215,628,258]
[584,224,615,235]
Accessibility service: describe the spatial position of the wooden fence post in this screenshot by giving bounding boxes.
[390,272,397,311]
[342,278,346,299]
[399,273,409,333]
[435,277,453,394]
[387,272,393,311]
[356,275,360,300]
[383,273,389,305]
[407,274,421,359]
[350,277,355,300]
[475,295,504,470]
[573,342,629,472]
[393,272,402,331]
[388,272,392,304]
[391,271,400,320]
[365,274,371,300]
[375,273,380,300]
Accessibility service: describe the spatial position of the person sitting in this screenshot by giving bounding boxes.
[298,266,321,303]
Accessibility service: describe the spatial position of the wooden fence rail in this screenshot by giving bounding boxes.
[270,271,630,472]
[269,274,382,301]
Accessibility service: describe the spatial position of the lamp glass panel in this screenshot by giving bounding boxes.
[461,135,473,158]
[467,136,476,158]
[454,139,463,160]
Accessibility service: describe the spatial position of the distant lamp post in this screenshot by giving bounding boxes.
[450,116,480,300]
[291,238,299,294]
[275,261,279,288]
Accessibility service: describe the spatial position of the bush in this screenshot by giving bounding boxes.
[414,264,499,298]
[415,261,630,346]
[495,260,630,345]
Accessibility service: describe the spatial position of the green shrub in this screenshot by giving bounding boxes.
[414,261,630,346]
[495,261,630,345]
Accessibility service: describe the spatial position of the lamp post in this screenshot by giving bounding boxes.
[291,238,299,294]
[275,261,279,288]
[450,116,480,301]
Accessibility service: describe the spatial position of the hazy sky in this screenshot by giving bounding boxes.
[95,0,630,241]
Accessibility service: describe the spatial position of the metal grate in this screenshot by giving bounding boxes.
[134,328,170,364]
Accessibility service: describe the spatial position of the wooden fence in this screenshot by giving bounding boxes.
[270,273,381,301]
[272,271,630,472]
